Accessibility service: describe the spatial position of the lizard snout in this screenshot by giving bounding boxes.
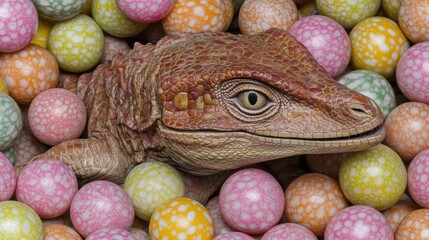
[344,98,384,123]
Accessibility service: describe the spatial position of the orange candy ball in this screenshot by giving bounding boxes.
[43,224,82,240]
[396,209,429,239]
[384,102,429,161]
[284,173,349,237]
[0,44,59,105]
[398,0,429,43]
[382,195,419,232]
[162,0,233,35]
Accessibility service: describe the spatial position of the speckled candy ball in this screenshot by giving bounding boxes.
[48,14,104,73]
[316,0,380,29]
[339,144,407,210]
[70,180,134,237]
[0,0,38,53]
[162,0,234,35]
[324,205,394,239]
[338,70,396,119]
[239,0,298,35]
[384,102,429,161]
[0,93,22,151]
[398,0,429,43]
[0,152,16,201]
[382,0,402,21]
[0,201,43,240]
[32,0,87,21]
[396,42,429,104]
[219,168,284,235]
[149,197,214,240]
[0,44,59,105]
[30,18,52,49]
[92,0,147,37]
[15,159,78,219]
[0,77,8,94]
[284,173,348,237]
[396,209,429,240]
[349,17,409,79]
[43,224,82,240]
[100,35,131,64]
[407,149,429,208]
[261,223,317,240]
[116,0,176,23]
[124,161,185,221]
[28,88,86,146]
[13,130,48,167]
[86,228,134,240]
[213,232,254,240]
[206,196,234,236]
[382,194,419,232]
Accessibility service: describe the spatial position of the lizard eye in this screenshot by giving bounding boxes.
[237,90,268,110]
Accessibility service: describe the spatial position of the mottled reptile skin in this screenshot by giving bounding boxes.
[29,29,384,199]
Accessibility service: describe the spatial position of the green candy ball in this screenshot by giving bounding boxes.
[0,201,43,240]
[0,93,22,151]
[33,0,88,21]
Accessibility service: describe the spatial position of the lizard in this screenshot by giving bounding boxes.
[26,29,385,201]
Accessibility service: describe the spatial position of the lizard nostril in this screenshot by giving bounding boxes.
[350,107,367,115]
[346,103,374,118]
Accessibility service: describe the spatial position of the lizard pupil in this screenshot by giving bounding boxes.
[248,91,258,105]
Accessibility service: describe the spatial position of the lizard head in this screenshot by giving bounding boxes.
[152,28,385,175]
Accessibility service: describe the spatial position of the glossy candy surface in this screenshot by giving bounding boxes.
[124,161,185,221]
[0,93,22,151]
[407,149,429,208]
[289,15,350,78]
[0,201,43,240]
[48,14,104,73]
[32,0,87,21]
[349,17,409,79]
[0,44,59,105]
[43,224,82,240]
[382,0,402,21]
[116,0,176,23]
[239,0,298,35]
[384,102,429,161]
[398,0,429,43]
[0,0,38,53]
[0,77,8,94]
[13,129,48,167]
[396,209,429,239]
[285,173,348,237]
[30,18,52,48]
[206,196,234,236]
[382,194,419,232]
[0,152,16,201]
[219,168,284,235]
[325,205,394,239]
[70,180,134,237]
[86,228,135,240]
[149,197,214,240]
[396,42,429,104]
[338,70,396,119]
[261,223,317,240]
[162,0,233,35]
[213,232,255,240]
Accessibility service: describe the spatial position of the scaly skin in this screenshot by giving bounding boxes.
[26,29,384,201]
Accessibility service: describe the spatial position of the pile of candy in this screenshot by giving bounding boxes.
[1,0,429,239]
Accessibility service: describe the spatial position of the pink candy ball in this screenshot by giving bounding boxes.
[0,152,17,201]
[86,228,134,240]
[15,158,78,219]
[407,149,429,208]
[116,0,176,23]
[219,168,284,235]
[213,232,254,240]
[261,223,317,240]
[289,15,351,78]
[0,0,38,52]
[28,88,87,146]
[396,42,429,104]
[70,180,134,237]
[324,205,394,240]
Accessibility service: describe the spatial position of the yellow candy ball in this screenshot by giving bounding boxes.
[0,201,43,240]
[382,0,402,21]
[339,144,407,211]
[349,17,409,79]
[0,77,8,94]
[30,18,53,48]
[48,14,104,73]
[149,197,214,240]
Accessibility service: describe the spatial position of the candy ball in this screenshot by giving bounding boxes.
[206,196,234,235]
[15,159,78,219]
[261,223,317,240]
[395,209,429,239]
[0,77,8,94]
[81,0,93,15]
[0,44,59,105]
[13,130,48,167]
[70,180,134,237]
[43,224,82,240]
[3,147,16,164]
[384,102,429,161]
[349,17,409,79]
[86,228,134,240]
[124,161,185,221]
[48,14,104,73]
[339,144,407,210]
[324,205,394,239]
[289,15,350,78]
[0,0,38,53]
[407,149,429,208]
[382,0,402,21]
[316,0,380,29]
[382,194,419,232]
[306,153,346,179]
[284,173,348,237]
[396,42,429,104]
[0,201,43,240]
[32,0,87,21]
[30,18,52,49]
[149,197,213,240]
[0,152,16,201]
[213,232,254,240]
[130,228,150,240]
[398,0,429,43]
[116,0,176,23]
[162,0,234,35]
[0,93,22,151]
[239,0,298,35]
[100,35,131,64]
[219,168,284,235]
[338,70,396,119]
